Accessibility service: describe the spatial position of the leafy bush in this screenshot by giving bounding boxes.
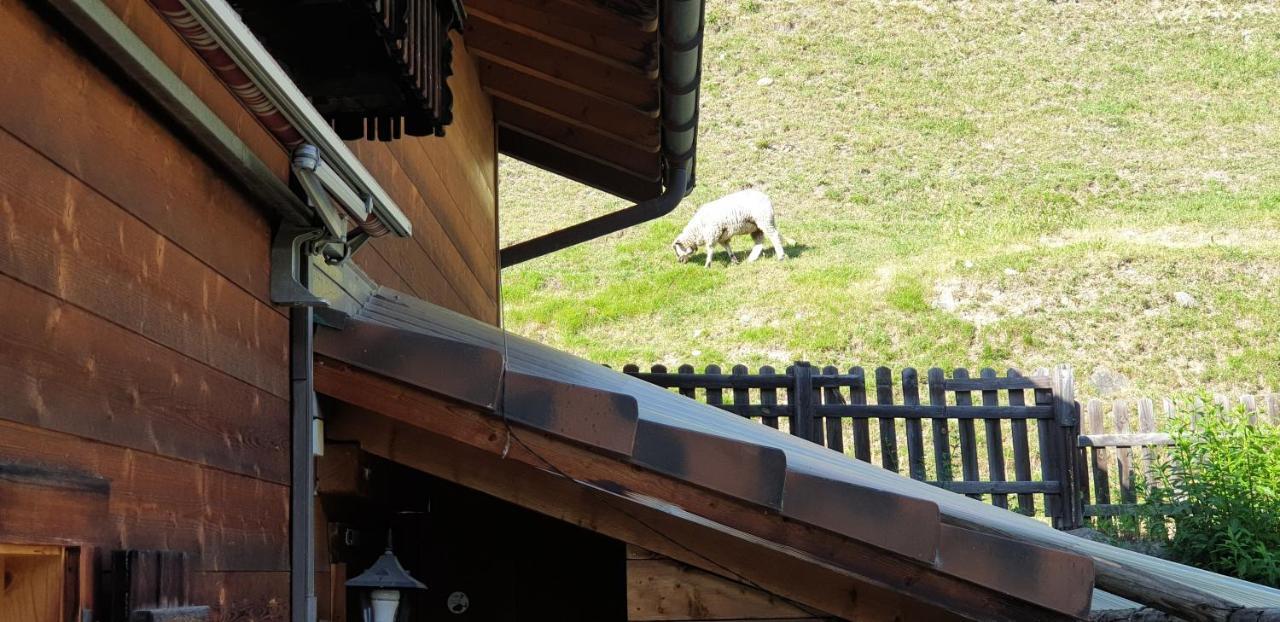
[1142,400,1280,587]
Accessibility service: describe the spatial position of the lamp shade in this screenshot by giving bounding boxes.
[346,549,427,591]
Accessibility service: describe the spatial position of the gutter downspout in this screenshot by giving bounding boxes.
[499,0,705,268]
[289,280,318,622]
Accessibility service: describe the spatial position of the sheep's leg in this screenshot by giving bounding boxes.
[763,226,787,260]
[704,242,715,268]
[721,240,739,264]
[746,231,765,262]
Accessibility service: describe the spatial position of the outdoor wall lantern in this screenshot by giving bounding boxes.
[345,540,426,622]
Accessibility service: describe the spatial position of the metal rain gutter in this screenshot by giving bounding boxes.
[499,0,706,268]
[162,0,413,238]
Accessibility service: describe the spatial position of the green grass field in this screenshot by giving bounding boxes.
[498,0,1280,401]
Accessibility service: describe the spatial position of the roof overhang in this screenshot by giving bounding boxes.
[311,287,1099,620]
[469,0,702,204]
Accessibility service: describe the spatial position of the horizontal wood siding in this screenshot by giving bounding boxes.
[80,0,500,323]
[0,2,289,620]
[352,32,499,324]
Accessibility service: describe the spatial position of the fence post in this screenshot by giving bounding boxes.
[791,361,816,443]
[1052,364,1083,530]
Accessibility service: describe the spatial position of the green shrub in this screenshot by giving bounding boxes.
[1142,400,1280,587]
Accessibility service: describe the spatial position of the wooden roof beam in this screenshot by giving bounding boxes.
[498,127,661,201]
[467,6,657,72]
[483,0,658,33]
[465,18,658,110]
[492,99,660,179]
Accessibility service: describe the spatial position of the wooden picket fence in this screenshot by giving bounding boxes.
[623,362,1085,529]
[1077,393,1280,521]
[626,361,1280,531]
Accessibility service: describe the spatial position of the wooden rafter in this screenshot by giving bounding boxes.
[481,61,659,149]
[493,99,660,179]
[465,18,658,110]
[465,0,657,68]
[498,127,662,200]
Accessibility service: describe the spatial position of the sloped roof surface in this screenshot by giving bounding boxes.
[316,287,1280,620]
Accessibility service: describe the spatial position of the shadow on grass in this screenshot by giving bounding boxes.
[688,243,811,266]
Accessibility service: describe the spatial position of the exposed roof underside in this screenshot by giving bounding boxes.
[464,0,674,201]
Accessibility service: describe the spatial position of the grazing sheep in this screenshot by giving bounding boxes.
[672,189,787,267]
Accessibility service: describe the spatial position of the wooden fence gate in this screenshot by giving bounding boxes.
[624,362,1085,529]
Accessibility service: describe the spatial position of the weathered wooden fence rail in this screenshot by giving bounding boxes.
[1078,394,1280,521]
[623,362,1085,529]
[626,362,1280,530]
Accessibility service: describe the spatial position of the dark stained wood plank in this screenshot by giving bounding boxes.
[376,138,499,284]
[0,274,289,483]
[1034,372,1061,523]
[821,365,844,455]
[468,8,649,74]
[759,366,780,429]
[483,98,655,179]
[928,368,952,482]
[499,126,662,201]
[491,87,665,149]
[439,32,499,203]
[0,462,110,545]
[677,364,697,400]
[477,0,658,36]
[1007,370,1035,516]
[849,367,871,463]
[0,128,289,399]
[466,20,659,110]
[480,58,659,144]
[981,368,1008,509]
[704,364,724,408]
[902,368,926,481]
[464,0,657,68]
[874,367,899,474]
[0,420,289,571]
[0,3,278,307]
[953,369,980,500]
[345,140,496,317]
[731,365,751,422]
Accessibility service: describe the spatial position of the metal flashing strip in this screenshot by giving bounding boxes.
[313,317,504,409]
[502,372,640,457]
[633,420,786,511]
[937,524,1095,619]
[781,471,940,565]
[151,0,412,237]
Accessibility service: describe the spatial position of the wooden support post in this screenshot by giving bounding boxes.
[791,361,816,443]
[1052,365,1082,530]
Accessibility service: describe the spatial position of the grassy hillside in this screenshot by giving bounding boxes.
[497,0,1280,401]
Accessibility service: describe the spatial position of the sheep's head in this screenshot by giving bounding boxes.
[672,240,694,263]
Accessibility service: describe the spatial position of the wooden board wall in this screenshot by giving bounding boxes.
[626,547,838,622]
[0,1,288,619]
[91,0,500,323]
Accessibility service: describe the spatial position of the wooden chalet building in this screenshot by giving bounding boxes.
[3,0,1280,619]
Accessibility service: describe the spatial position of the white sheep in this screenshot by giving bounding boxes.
[672,189,787,267]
